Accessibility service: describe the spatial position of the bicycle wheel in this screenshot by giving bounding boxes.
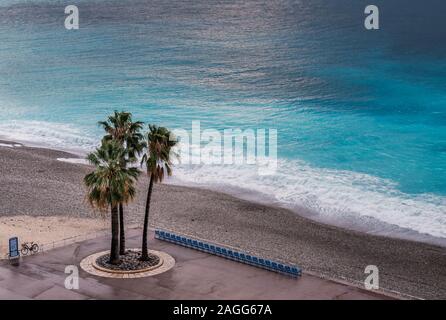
[21,247,29,255]
[31,244,39,254]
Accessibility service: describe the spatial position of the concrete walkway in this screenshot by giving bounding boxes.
[0,229,389,299]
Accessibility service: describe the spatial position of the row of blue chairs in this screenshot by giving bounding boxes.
[155,229,301,278]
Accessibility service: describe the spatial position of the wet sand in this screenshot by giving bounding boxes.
[0,141,445,299]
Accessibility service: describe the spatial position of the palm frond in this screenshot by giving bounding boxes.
[141,124,179,183]
[84,140,140,212]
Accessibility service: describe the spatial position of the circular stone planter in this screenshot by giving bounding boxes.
[80,249,175,278]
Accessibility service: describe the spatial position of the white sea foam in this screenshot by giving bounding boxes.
[1,121,445,240]
[0,141,22,148]
[172,157,446,239]
[57,158,90,165]
[0,120,97,154]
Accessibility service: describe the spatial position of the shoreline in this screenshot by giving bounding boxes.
[4,136,446,248]
[167,178,446,248]
[0,140,445,299]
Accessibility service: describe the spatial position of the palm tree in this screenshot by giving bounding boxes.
[140,125,178,261]
[84,140,140,264]
[98,111,144,255]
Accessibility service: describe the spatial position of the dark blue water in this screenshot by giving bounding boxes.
[0,0,445,239]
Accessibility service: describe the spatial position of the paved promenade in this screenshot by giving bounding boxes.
[0,229,389,299]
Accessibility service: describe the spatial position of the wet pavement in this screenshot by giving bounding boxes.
[0,229,390,300]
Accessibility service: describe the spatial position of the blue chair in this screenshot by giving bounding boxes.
[155,231,302,279]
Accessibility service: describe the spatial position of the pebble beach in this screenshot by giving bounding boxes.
[0,141,445,299]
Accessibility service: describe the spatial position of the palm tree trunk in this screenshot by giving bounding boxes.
[141,174,154,261]
[110,205,120,264]
[119,203,126,255]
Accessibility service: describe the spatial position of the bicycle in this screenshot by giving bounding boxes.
[21,242,39,255]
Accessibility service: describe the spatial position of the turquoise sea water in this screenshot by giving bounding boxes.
[0,0,445,241]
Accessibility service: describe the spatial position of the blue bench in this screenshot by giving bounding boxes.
[155,229,301,278]
[291,267,301,276]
